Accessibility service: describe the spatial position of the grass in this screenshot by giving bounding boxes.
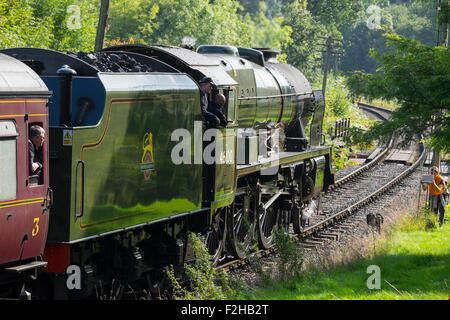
[244,211,450,300]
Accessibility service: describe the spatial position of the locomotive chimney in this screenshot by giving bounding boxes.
[254,48,280,63]
[57,65,77,127]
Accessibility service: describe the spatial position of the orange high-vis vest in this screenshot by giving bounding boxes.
[429,173,445,196]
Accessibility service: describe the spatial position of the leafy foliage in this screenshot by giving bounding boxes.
[167,232,240,300]
[247,2,292,50]
[316,74,375,169]
[106,0,292,50]
[347,32,450,152]
[339,0,439,73]
[307,0,364,30]
[244,230,306,287]
[398,207,438,232]
[280,1,325,79]
[273,231,305,282]
[0,0,54,48]
[141,0,251,46]
[1,0,441,77]
[32,0,99,51]
[0,0,99,51]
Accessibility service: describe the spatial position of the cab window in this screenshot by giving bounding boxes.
[227,90,236,122]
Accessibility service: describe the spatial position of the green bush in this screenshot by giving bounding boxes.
[398,207,439,232]
[315,74,375,170]
[0,0,99,51]
[273,231,305,282]
[167,232,241,300]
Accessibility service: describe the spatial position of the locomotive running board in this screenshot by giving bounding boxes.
[4,261,47,273]
[237,147,331,177]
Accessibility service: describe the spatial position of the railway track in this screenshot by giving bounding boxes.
[357,102,392,121]
[218,103,425,274]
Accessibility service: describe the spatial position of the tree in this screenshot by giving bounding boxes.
[106,0,152,44]
[106,0,254,47]
[0,0,54,49]
[346,32,450,153]
[105,0,292,50]
[138,0,252,47]
[339,0,438,74]
[247,2,292,49]
[0,0,99,51]
[307,0,364,30]
[281,0,325,78]
[30,0,99,51]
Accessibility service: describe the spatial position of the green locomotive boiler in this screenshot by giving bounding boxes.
[1,45,334,299]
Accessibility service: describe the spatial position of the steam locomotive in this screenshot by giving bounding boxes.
[0,44,334,299]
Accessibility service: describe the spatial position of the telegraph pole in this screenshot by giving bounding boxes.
[322,35,332,95]
[319,35,343,98]
[95,0,110,51]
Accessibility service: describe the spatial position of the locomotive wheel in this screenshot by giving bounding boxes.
[292,202,304,235]
[293,198,320,234]
[257,201,279,249]
[205,207,227,266]
[227,193,256,259]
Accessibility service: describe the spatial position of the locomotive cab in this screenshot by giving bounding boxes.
[212,86,237,125]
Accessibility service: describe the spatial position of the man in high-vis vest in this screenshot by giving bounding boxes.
[428,166,447,228]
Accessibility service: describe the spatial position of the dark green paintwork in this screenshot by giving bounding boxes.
[220,56,298,129]
[253,67,281,124]
[212,127,237,210]
[231,63,257,128]
[65,73,202,241]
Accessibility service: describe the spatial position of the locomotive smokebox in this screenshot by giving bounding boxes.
[57,65,77,127]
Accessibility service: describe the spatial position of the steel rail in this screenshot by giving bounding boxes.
[330,137,393,190]
[328,103,393,189]
[301,144,425,237]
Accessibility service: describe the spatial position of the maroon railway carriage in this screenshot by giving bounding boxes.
[0,53,51,297]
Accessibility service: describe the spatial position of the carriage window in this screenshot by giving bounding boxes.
[28,123,45,186]
[227,90,236,122]
[0,121,18,201]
